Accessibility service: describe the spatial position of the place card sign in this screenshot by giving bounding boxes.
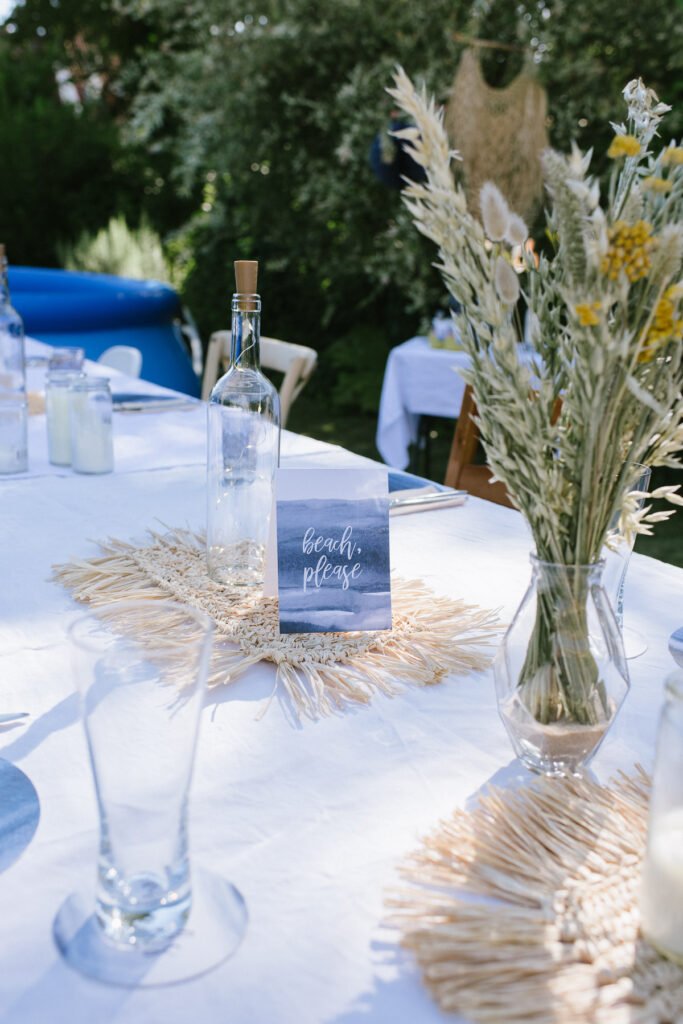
[272,467,392,634]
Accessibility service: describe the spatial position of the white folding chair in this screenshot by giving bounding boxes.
[201,332,226,402]
[202,332,317,427]
[98,345,143,378]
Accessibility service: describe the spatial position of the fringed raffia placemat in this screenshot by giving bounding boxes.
[53,527,501,721]
[388,768,683,1024]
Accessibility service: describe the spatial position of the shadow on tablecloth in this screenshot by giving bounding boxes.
[0,758,40,873]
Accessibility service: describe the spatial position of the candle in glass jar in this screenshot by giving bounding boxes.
[46,370,83,465]
[640,807,683,963]
[640,666,683,965]
[70,377,114,474]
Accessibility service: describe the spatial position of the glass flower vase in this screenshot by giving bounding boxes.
[494,557,630,777]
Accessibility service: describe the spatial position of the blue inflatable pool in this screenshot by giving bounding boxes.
[8,266,201,396]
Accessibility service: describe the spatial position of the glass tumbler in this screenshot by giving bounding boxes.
[640,668,683,964]
[53,599,247,986]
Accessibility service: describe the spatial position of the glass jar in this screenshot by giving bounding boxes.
[70,377,114,475]
[494,556,630,776]
[46,370,85,466]
[640,668,683,964]
[48,346,85,372]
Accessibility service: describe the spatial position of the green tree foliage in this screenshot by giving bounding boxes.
[58,215,169,281]
[476,0,683,177]
[115,0,471,345]
[114,0,683,347]
[3,0,683,355]
[0,0,193,266]
[0,38,132,264]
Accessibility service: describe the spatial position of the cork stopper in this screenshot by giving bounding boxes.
[0,244,6,262]
[234,259,258,294]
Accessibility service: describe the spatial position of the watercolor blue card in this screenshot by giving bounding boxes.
[274,467,392,634]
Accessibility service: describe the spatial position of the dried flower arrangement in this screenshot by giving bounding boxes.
[388,70,683,733]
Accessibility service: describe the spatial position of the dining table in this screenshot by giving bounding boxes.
[375,335,540,473]
[376,335,470,471]
[1,339,682,1024]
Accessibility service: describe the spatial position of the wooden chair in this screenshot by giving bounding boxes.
[444,384,515,508]
[202,331,318,427]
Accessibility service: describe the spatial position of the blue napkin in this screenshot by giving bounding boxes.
[112,392,187,405]
[388,470,447,493]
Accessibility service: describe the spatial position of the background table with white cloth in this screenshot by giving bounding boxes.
[1,345,682,1024]
[375,336,470,470]
[375,336,538,472]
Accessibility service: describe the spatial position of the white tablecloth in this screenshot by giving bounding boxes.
[376,336,470,469]
[1,345,682,1024]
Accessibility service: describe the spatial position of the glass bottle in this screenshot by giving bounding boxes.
[207,260,280,587]
[0,244,28,474]
[640,664,683,964]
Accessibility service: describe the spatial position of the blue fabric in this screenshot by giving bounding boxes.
[369,117,427,190]
[388,470,446,492]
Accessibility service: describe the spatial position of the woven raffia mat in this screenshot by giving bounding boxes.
[53,527,501,721]
[388,767,683,1024]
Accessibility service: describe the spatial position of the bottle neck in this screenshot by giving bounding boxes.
[0,256,10,306]
[230,294,261,370]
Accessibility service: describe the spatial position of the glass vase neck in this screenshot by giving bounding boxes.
[530,556,605,586]
[231,293,261,369]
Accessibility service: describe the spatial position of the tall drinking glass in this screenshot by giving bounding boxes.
[53,599,247,986]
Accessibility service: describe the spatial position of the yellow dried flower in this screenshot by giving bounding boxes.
[600,219,656,282]
[607,134,641,159]
[662,147,683,166]
[638,285,683,362]
[643,176,673,194]
[575,301,602,327]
